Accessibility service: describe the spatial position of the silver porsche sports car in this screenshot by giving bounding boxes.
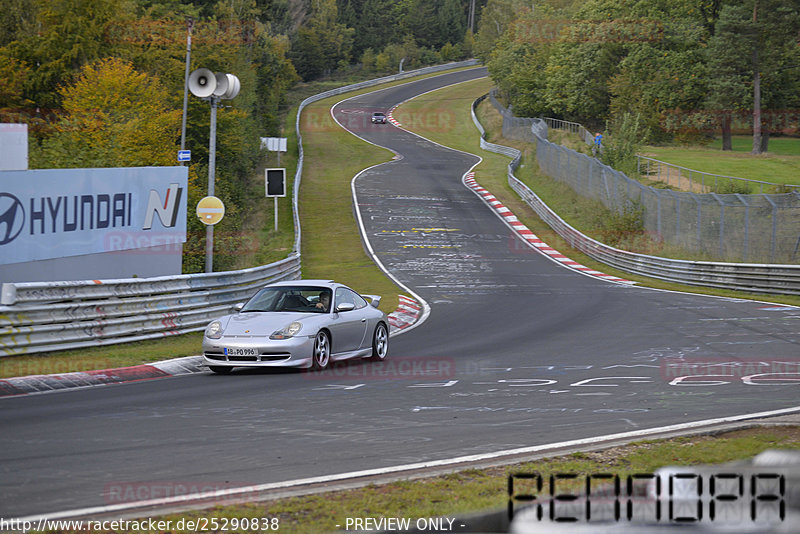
[202,280,389,373]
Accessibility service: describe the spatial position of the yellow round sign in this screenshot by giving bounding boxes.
[196,196,225,225]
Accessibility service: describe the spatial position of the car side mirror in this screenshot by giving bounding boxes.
[336,302,355,313]
[232,302,245,312]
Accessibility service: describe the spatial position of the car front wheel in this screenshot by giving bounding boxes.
[371,323,388,361]
[312,331,331,370]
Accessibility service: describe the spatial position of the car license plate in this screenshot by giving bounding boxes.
[224,347,258,356]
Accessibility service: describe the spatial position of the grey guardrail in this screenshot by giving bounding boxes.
[0,255,302,356]
[0,61,480,357]
[471,94,800,296]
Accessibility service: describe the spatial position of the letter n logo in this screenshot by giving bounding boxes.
[143,184,183,230]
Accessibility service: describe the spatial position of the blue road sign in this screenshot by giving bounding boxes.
[177,150,191,162]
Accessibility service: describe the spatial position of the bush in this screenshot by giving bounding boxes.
[596,199,646,247]
[712,179,752,195]
[601,112,648,177]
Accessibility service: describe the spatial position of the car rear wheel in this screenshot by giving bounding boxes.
[208,366,232,374]
[312,331,331,370]
[371,323,388,361]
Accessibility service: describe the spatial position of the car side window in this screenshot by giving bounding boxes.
[351,292,367,309]
[334,288,367,310]
[334,287,353,309]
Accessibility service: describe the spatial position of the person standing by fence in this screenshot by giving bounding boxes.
[593,132,602,156]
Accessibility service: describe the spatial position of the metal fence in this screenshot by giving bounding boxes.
[541,117,597,151]
[472,94,800,295]
[490,92,800,265]
[0,60,480,356]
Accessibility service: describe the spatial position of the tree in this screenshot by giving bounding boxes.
[705,3,751,150]
[487,24,552,117]
[32,58,181,168]
[438,0,467,47]
[340,0,397,58]
[290,0,354,80]
[0,55,31,111]
[0,0,38,47]
[4,0,127,109]
[397,0,440,49]
[474,0,527,60]
[714,0,800,154]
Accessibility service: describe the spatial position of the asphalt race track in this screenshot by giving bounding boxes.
[2,68,799,520]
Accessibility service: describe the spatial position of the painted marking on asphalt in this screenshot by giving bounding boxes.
[312,384,366,391]
[462,172,635,286]
[409,380,459,388]
[402,245,459,249]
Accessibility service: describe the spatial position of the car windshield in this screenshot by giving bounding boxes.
[373,113,384,117]
[241,286,332,313]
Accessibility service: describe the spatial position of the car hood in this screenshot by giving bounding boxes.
[219,312,319,336]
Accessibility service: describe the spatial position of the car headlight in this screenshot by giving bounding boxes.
[270,321,303,340]
[205,320,223,339]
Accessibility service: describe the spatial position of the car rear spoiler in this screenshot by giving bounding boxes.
[364,295,381,308]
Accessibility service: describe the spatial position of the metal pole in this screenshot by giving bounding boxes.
[655,188,662,237]
[274,197,279,233]
[763,195,777,263]
[711,193,725,258]
[179,18,194,165]
[205,97,218,273]
[735,194,749,261]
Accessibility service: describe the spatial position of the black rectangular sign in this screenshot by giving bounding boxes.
[265,168,286,198]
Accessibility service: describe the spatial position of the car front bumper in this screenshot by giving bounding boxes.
[202,334,315,369]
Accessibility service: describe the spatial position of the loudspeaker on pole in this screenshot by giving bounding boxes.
[189,69,240,100]
[188,68,216,98]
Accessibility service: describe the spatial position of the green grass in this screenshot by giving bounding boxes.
[709,135,800,156]
[642,143,800,189]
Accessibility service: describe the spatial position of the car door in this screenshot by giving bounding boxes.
[328,287,369,353]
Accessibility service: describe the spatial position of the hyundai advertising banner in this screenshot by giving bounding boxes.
[0,167,188,265]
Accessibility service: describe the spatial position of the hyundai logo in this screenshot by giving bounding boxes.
[0,193,25,245]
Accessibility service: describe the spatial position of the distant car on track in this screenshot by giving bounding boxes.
[202,280,389,373]
[371,111,387,124]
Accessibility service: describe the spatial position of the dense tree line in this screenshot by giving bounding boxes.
[480,0,800,153]
[0,0,484,272]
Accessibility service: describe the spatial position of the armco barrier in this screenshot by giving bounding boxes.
[0,255,301,355]
[471,94,800,296]
[0,61,480,356]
